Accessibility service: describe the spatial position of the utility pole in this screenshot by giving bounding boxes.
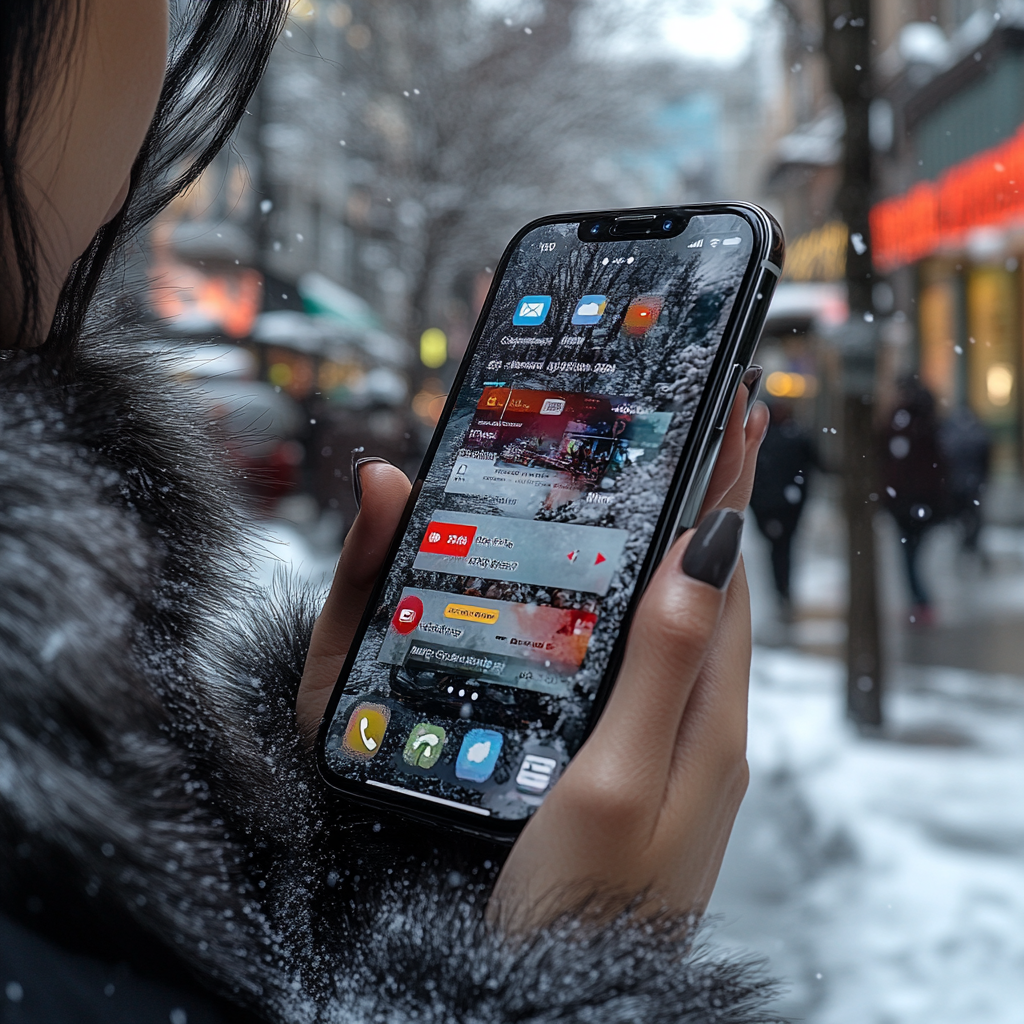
[821,0,884,728]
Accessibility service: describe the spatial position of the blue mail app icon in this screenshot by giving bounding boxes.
[512,295,552,326]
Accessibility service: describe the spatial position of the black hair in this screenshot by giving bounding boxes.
[1,0,289,367]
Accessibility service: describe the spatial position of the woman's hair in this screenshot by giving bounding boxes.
[1,0,289,362]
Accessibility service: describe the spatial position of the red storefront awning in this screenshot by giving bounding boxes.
[871,125,1024,271]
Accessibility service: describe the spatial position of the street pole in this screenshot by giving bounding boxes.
[821,0,884,728]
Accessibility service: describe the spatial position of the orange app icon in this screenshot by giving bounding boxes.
[342,703,390,761]
[622,295,664,336]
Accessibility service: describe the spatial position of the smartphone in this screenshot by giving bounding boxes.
[316,203,783,840]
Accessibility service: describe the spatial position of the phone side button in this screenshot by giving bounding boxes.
[714,363,745,432]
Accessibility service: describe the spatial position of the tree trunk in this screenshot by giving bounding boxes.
[822,0,883,727]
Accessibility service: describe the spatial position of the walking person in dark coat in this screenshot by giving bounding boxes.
[749,399,818,622]
[938,404,992,556]
[880,378,947,626]
[0,2,778,1022]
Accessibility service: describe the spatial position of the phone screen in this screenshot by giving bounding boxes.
[323,211,758,824]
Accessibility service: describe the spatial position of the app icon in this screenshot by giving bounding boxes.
[392,595,424,635]
[539,397,566,416]
[515,752,559,794]
[622,295,664,336]
[571,294,607,325]
[512,295,552,326]
[403,723,447,769]
[455,729,503,783]
[342,703,390,761]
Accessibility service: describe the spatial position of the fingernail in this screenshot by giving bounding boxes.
[682,508,744,589]
[351,451,390,509]
[742,365,763,419]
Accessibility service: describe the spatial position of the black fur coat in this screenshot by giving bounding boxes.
[0,335,779,1023]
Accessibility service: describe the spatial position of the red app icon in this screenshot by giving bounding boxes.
[392,595,424,634]
[419,521,478,557]
[622,295,664,336]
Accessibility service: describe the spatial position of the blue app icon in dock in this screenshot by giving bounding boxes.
[455,729,503,783]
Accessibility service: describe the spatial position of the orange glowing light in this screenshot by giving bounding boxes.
[148,261,262,338]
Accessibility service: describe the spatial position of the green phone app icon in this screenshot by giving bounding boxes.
[403,723,447,769]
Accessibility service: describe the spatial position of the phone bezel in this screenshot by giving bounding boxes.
[315,202,783,841]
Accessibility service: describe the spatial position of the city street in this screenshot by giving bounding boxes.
[709,484,1024,1023]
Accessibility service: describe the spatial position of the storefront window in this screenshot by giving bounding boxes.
[918,262,960,411]
[966,266,1018,446]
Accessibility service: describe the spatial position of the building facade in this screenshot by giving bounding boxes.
[874,12,1024,470]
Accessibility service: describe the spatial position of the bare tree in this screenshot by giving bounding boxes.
[777,0,883,726]
[329,0,681,352]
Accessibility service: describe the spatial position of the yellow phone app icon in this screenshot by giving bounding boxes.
[342,703,390,761]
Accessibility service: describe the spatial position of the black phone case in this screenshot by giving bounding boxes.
[316,202,784,841]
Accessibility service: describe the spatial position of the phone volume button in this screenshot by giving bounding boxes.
[714,363,745,432]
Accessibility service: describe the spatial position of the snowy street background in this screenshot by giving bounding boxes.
[711,650,1024,1023]
[705,484,1024,1024]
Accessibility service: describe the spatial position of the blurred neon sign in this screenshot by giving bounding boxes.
[871,125,1024,271]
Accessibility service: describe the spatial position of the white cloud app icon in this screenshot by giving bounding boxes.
[572,294,608,325]
[455,728,503,782]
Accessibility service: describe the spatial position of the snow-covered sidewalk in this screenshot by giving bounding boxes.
[709,647,1024,1024]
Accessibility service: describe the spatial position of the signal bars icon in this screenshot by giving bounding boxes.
[687,238,704,248]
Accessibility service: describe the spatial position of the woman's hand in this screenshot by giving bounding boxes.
[490,390,768,930]
[296,460,412,739]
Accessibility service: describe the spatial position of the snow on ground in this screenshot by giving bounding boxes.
[709,646,1024,1024]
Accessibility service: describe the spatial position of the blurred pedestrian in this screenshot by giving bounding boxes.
[938,404,991,557]
[750,399,818,621]
[880,378,947,625]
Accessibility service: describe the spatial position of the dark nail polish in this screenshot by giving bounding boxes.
[682,508,744,589]
[742,365,763,418]
[351,451,390,509]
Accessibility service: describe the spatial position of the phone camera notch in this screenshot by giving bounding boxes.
[578,212,687,242]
